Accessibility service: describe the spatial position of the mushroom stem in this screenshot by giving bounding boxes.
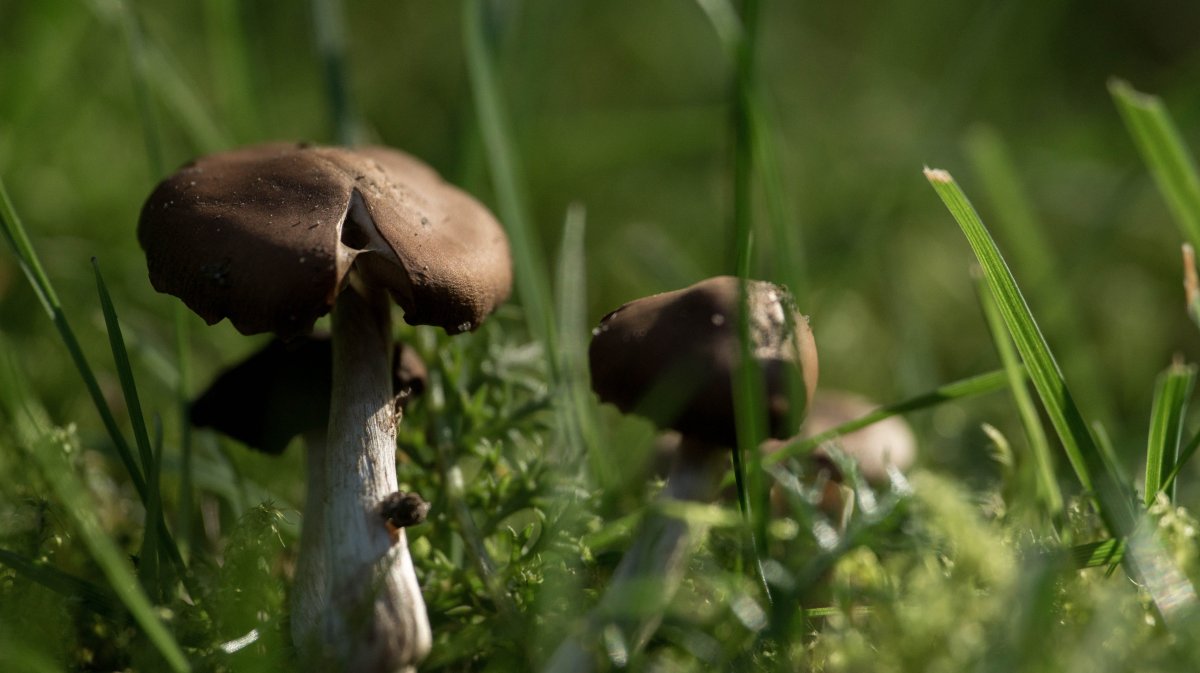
[544,437,727,673]
[291,430,328,651]
[315,285,431,672]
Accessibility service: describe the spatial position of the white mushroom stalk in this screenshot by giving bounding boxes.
[309,282,430,671]
[545,438,728,673]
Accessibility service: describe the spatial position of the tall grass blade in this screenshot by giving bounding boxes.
[93,259,155,481]
[107,0,198,560]
[962,126,1057,293]
[765,368,1012,467]
[925,166,1196,624]
[1110,79,1200,248]
[975,274,1063,520]
[728,0,773,604]
[311,0,356,145]
[463,0,557,355]
[84,0,230,153]
[554,204,605,478]
[93,259,182,599]
[0,177,143,495]
[1144,362,1196,505]
[204,0,260,141]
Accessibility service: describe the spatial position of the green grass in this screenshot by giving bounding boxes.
[5,1,1200,671]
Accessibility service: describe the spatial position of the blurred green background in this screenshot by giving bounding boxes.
[4,0,1200,511]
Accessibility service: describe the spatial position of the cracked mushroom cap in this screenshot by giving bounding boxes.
[138,142,512,339]
[190,333,428,454]
[589,276,818,447]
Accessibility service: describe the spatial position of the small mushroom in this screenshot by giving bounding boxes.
[547,276,817,671]
[762,390,917,525]
[140,143,511,672]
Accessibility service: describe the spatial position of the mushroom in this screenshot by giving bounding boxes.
[139,142,511,672]
[189,332,430,653]
[762,390,917,526]
[546,276,817,670]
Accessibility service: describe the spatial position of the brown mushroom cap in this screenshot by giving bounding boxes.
[589,276,818,446]
[139,143,512,339]
[190,333,429,454]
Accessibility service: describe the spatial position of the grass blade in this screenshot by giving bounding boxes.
[0,548,119,616]
[94,259,183,598]
[311,0,356,145]
[554,204,605,479]
[925,169,1119,512]
[1144,362,1196,505]
[925,167,1197,625]
[975,273,1063,520]
[0,353,191,673]
[1070,538,1125,569]
[93,259,155,483]
[1110,79,1200,248]
[764,368,1011,467]
[30,433,191,672]
[463,0,557,353]
[0,177,143,495]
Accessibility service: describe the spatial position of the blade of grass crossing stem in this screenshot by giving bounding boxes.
[0,177,143,495]
[94,259,180,598]
[1161,427,1200,498]
[925,167,1197,624]
[975,274,1063,520]
[463,0,556,353]
[729,0,773,602]
[554,204,605,479]
[1145,362,1196,505]
[142,422,166,600]
[110,0,198,560]
[93,260,156,484]
[174,305,194,556]
[0,548,119,616]
[1110,80,1200,249]
[765,368,1011,467]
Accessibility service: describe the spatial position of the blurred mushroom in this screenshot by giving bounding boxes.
[763,390,917,525]
[140,142,511,672]
[547,276,817,671]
